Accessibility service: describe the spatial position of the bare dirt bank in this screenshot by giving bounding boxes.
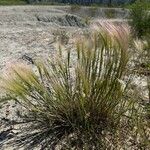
[0,6,128,71]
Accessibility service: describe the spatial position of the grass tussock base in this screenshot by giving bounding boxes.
[0,21,149,149]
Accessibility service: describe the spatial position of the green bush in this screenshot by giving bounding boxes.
[129,0,150,38]
[0,22,149,149]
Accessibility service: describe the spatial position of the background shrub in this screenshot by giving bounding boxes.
[129,0,150,38]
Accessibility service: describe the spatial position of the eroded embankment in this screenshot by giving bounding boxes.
[0,6,129,71]
[0,6,89,72]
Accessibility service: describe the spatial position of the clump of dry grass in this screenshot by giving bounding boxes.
[52,29,70,45]
[0,21,149,149]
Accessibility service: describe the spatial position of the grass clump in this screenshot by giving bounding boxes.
[0,21,149,149]
[52,29,69,45]
[70,4,81,13]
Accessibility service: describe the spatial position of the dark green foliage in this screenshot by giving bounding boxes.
[129,0,150,38]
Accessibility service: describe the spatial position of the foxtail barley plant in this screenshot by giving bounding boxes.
[0,21,149,149]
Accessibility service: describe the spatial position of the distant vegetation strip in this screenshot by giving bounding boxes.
[0,0,149,10]
[0,0,138,6]
[0,0,27,5]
